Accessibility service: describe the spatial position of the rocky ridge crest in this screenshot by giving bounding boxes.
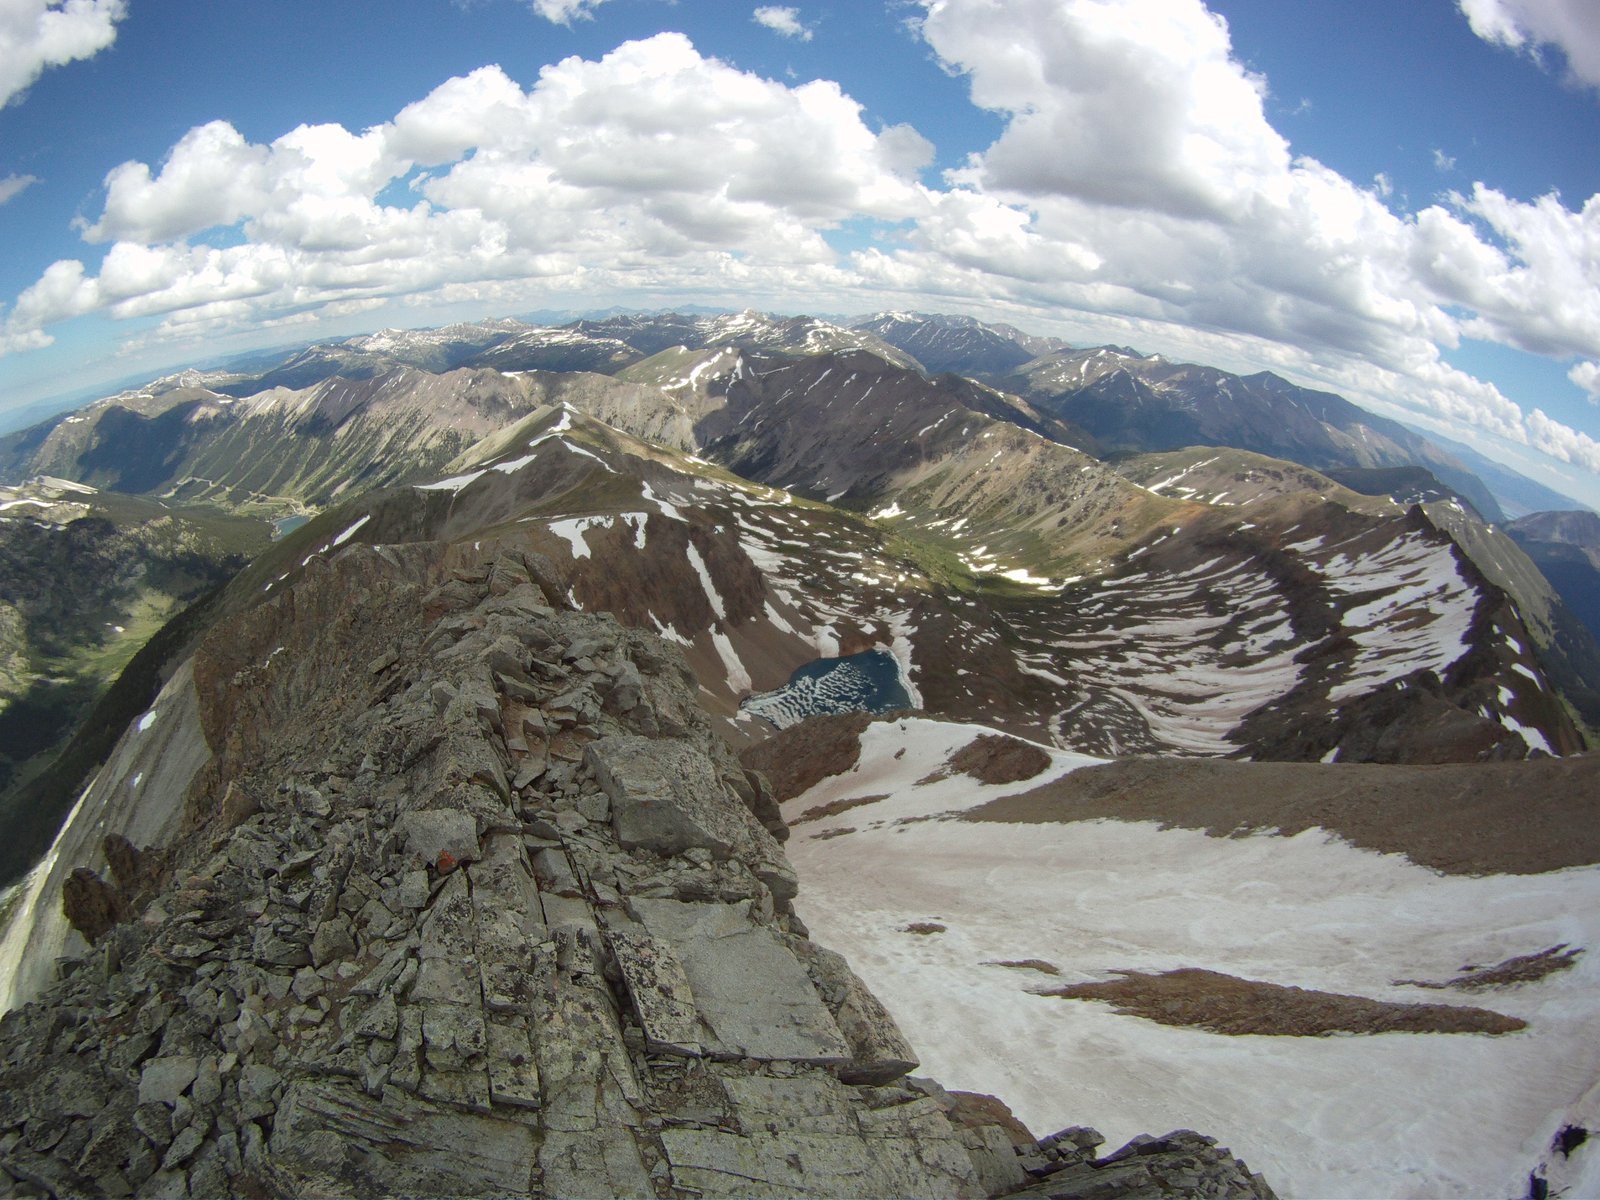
[0,539,1271,1198]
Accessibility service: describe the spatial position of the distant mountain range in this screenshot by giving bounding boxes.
[2,308,1589,779]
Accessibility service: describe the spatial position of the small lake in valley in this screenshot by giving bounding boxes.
[739,649,913,729]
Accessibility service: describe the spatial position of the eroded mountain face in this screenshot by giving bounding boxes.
[352,406,1581,761]
[0,312,1588,787]
[0,540,1273,1199]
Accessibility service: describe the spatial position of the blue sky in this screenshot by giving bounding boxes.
[2,0,1599,507]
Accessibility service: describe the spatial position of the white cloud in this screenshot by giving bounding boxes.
[526,0,608,24]
[1432,148,1456,172]
[0,172,38,204]
[0,0,125,108]
[84,121,270,243]
[1528,405,1600,472]
[753,5,813,41]
[924,0,1289,222]
[1436,185,1600,359]
[1458,0,1600,89]
[1570,359,1600,401]
[1,34,930,347]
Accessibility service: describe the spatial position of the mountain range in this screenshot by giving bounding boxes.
[1,308,1598,1197]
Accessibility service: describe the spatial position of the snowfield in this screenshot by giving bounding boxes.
[782,717,1600,1199]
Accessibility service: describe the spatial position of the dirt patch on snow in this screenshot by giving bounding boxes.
[791,794,890,826]
[1041,968,1526,1036]
[920,734,1052,786]
[961,754,1600,875]
[984,958,1062,977]
[902,921,947,935]
[740,711,872,801]
[808,826,856,841]
[1396,945,1582,992]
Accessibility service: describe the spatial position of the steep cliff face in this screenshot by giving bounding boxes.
[0,539,1274,1198]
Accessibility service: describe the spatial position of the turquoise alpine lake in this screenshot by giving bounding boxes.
[740,649,912,729]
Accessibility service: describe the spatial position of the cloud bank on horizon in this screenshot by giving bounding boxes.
[1,0,1599,500]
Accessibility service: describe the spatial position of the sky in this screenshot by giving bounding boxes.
[2,0,1599,507]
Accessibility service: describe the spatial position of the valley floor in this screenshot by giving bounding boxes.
[781,718,1600,1198]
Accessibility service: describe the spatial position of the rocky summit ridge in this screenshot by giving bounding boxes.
[0,538,1272,1198]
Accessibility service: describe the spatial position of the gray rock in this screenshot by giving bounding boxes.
[237,1065,281,1122]
[251,926,311,969]
[541,1127,654,1199]
[587,735,753,859]
[628,898,851,1064]
[309,917,356,967]
[531,847,581,897]
[398,868,432,910]
[132,1102,174,1151]
[397,808,480,867]
[139,1058,198,1108]
[418,870,477,961]
[412,957,482,1006]
[290,966,324,1003]
[421,1002,488,1069]
[794,940,920,1084]
[354,995,399,1041]
[189,1058,222,1109]
[484,1021,541,1110]
[159,1124,203,1171]
[270,1079,536,1197]
[660,1123,979,1199]
[606,929,704,1056]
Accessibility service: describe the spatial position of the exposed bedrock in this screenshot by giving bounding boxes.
[0,541,1273,1198]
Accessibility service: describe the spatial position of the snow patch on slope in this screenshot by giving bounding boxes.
[783,718,1600,1200]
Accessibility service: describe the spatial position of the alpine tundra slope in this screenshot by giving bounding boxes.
[1,309,1597,1199]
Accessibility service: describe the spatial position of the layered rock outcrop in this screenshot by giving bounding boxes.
[0,541,1273,1198]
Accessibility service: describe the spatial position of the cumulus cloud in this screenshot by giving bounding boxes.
[0,0,125,108]
[0,172,38,204]
[1528,405,1600,471]
[2,34,930,348]
[923,0,1289,222]
[753,6,813,40]
[526,0,608,24]
[83,121,270,243]
[1570,360,1600,401]
[1458,0,1600,89]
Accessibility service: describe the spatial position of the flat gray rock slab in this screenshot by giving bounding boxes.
[721,1073,861,1137]
[419,870,477,961]
[587,735,749,858]
[606,930,704,1056]
[485,1021,541,1110]
[269,1080,535,1197]
[541,1127,654,1199]
[660,1127,975,1199]
[628,898,850,1064]
[138,1057,198,1107]
[796,941,920,1084]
